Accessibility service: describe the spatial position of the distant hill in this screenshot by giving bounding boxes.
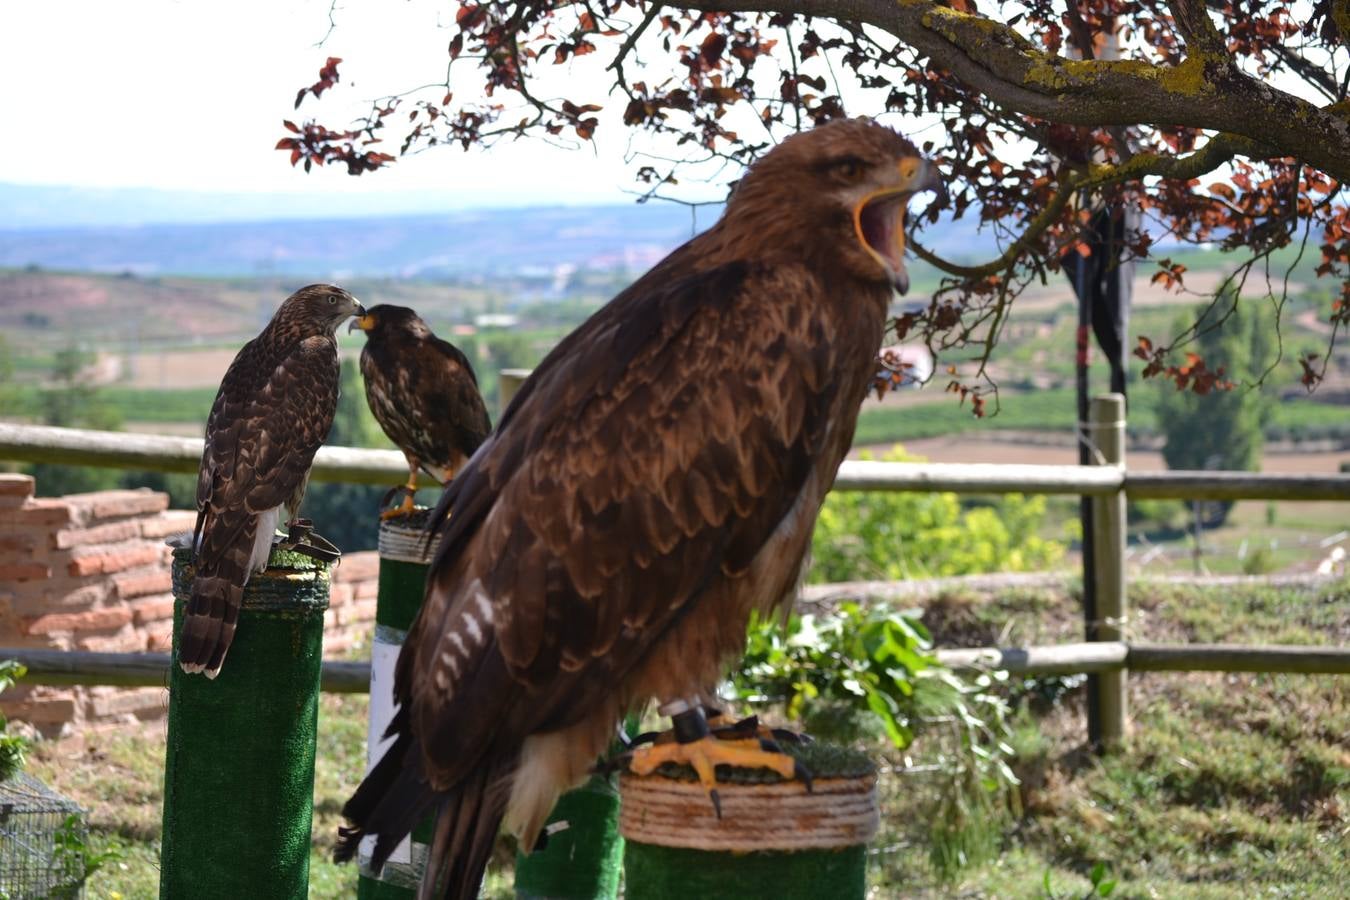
[0,184,997,279]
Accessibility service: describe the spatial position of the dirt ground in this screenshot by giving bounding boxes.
[120,348,241,389]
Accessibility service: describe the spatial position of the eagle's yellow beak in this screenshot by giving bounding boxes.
[853,157,942,295]
[349,314,375,334]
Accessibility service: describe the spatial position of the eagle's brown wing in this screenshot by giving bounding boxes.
[343,258,859,893]
[183,334,340,675]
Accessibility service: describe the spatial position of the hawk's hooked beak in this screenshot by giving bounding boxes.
[853,158,943,295]
[349,311,374,334]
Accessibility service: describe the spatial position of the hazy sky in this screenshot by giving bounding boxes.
[1,0,646,207]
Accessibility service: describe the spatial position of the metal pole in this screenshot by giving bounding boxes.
[1089,394,1128,749]
[159,545,330,899]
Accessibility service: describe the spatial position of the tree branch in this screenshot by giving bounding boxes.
[675,0,1350,180]
[911,132,1259,279]
[1166,0,1226,57]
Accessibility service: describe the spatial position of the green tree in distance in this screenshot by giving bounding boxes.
[30,347,123,496]
[1155,293,1273,527]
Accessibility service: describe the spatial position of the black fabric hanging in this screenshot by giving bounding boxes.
[1063,203,1138,397]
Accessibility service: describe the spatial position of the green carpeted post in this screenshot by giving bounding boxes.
[619,742,878,900]
[358,513,437,898]
[160,544,330,900]
[512,771,625,900]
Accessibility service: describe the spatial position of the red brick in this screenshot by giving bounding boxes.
[77,629,147,653]
[6,582,108,616]
[0,562,50,582]
[140,510,197,539]
[60,489,166,523]
[1,696,78,725]
[26,606,133,635]
[145,620,173,651]
[54,520,141,550]
[0,475,35,498]
[0,476,35,509]
[324,632,356,655]
[337,597,377,626]
[90,687,166,719]
[334,551,379,583]
[2,499,73,527]
[0,533,37,554]
[130,593,175,625]
[114,569,172,600]
[328,583,354,607]
[67,544,162,577]
[353,579,378,601]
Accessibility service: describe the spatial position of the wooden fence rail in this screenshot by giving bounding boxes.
[3,643,1346,694]
[4,422,1349,500]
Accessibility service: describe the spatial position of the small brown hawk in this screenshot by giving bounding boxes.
[350,305,492,518]
[336,118,939,897]
[181,283,364,677]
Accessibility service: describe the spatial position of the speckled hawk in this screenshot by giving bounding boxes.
[335,118,940,897]
[181,284,364,677]
[350,305,492,518]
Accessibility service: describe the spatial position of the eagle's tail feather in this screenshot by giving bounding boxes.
[336,723,513,900]
[334,728,428,866]
[421,758,512,900]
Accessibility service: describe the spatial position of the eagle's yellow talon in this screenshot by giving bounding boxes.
[627,734,801,784]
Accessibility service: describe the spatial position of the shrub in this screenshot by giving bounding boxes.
[810,445,1067,583]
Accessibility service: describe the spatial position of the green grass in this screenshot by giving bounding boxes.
[864,576,1350,898]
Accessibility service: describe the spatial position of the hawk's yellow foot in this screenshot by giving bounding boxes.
[624,701,811,818]
[379,490,418,520]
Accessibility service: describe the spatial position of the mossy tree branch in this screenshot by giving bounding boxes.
[675,0,1350,181]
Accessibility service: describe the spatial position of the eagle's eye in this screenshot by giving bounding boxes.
[833,157,865,179]
[328,296,338,305]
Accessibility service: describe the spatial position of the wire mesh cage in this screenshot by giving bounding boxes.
[0,772,88,899]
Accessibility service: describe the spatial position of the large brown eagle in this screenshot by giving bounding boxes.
[181,283,364,677]
[350,305,492,518]
[336,118,939,896]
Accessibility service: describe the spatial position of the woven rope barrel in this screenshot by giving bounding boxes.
[161,544,330,900]
[359,511,437,899]
[619,742,878,899]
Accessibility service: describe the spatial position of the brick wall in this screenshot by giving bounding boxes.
[0,474,379,734]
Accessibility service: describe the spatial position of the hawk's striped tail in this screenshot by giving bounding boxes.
[179,542,252,679]
[179,573,243,678]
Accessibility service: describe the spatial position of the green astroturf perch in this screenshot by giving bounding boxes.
[160,544,330,900]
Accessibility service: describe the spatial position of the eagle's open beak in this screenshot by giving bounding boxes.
[853,158,942,295]
[349,312,374,334]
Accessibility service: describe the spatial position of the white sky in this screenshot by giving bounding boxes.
[0,0,643,206]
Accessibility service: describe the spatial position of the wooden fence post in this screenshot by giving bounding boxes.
[499,368,532,416]
[1089,393,1128,749]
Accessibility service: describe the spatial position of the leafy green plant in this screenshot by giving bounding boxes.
[0,659,29,781]
[732,603,1020,879]
[733,602,934,747]
[47,814,121,900]
[1042,862,1119,899]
